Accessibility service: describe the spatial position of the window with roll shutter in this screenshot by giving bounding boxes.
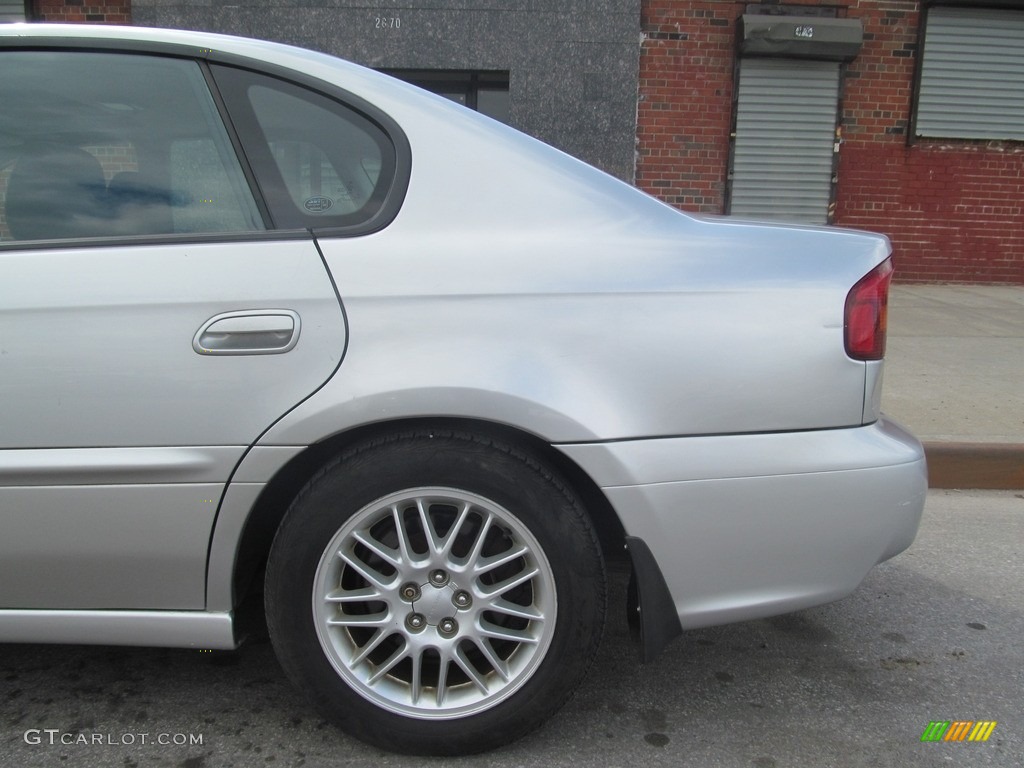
[915,6,1024,141]
[0,1,26,23]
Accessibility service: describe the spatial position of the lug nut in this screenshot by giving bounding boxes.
[428,569,449,587]
[400,583,421,602]
[406,613,426,631]
[452,590,472,609]
[438,617,458,636]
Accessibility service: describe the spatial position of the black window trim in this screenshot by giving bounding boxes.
[0,230,313,253]
[379,68,510,114]
[198,59,277,231]
[0,37,411,248]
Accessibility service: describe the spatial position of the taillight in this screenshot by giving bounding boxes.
[845,257,893,361]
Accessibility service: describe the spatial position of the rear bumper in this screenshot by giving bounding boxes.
[557,417,927,630]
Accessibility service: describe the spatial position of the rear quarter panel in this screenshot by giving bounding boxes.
[264,97,889,443]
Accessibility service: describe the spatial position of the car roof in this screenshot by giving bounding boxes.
[0,23,427,111]
[1,23,334,63]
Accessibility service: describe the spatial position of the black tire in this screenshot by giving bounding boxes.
[264,429,607,755]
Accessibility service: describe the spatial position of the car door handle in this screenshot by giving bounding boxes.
[193,310,301,355]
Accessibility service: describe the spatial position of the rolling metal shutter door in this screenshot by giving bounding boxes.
[916,7,1024,141]
[729,58,839,224]
[0,2,25,22]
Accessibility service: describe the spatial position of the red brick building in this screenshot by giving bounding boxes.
[28,0,127,24]
[638,1,1024,283]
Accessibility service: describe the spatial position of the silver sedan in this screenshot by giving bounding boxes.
[0,24,926,756]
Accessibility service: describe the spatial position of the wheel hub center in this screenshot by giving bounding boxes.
[416,583,454,625]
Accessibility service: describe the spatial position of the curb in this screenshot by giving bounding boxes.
[923,442,1024,490]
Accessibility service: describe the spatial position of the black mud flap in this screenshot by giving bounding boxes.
[625,536,683,663]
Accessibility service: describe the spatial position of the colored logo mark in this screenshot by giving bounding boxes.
[921,721,997,742]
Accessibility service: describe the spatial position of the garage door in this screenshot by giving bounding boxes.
[729,57,840,224]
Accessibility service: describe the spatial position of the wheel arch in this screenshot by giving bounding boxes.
[224,416,627,616]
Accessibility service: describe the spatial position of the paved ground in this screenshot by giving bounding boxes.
[2,489,1022,768]
[884,285,1024,488]
[885,285,1024,444]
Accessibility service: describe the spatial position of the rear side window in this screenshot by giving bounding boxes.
[0,52,264,243]
[212,65,399,232]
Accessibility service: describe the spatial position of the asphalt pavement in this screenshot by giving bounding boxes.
[884,284,1024,489]
[2,489,1021,767]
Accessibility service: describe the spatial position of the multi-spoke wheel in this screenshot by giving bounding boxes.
[264,430,606,755]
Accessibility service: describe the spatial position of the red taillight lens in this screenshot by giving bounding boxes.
[845,257,893,361]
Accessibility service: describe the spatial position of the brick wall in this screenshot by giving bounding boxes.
[33,0,130,24]
[638,0,1024,284]
[638,1,739,211]
[837,1,1024,283]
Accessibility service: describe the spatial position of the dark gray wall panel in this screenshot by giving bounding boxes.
[133,0,641,181]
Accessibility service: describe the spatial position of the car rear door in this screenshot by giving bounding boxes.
[0,49,348,610]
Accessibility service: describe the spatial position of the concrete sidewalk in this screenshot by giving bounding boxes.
[883,284,1024,489]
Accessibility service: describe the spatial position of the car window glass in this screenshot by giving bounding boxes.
[168,138,259,233]
[251,86,380,218]
[0,52,263,243]
[212,66,396,231]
